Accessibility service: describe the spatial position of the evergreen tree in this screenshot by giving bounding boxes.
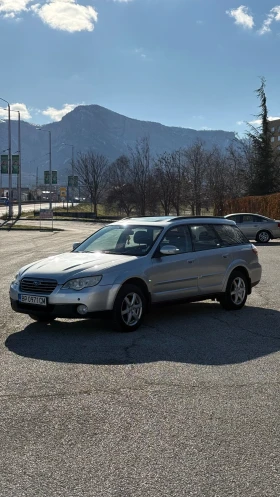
[247,77,278,195]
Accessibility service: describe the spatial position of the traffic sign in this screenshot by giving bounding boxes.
[12,155,19,174]
[1,155,8,174]
[52,170,57,185]
[44,170,58,185]
[60,187,67,198]
[44,171,50,185]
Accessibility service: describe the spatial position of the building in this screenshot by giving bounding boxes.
[268,119,280,151]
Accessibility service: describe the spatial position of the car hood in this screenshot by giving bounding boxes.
[19,252,137,283]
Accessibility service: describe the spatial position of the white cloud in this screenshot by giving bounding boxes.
[41,103,79,121]
[113,0,133,2]
[259,6,280,35]
[0,0,32,14]
[237,121,244,125]
[226,5,254,29]
[0,103,31,120]
[1,0,99,32]
[249,116,280,125]
[31,0,98,32]
[134,48,150,60]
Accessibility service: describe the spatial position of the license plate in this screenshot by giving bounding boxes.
[19,294,47,306]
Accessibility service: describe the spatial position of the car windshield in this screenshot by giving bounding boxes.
[75,225,163,256]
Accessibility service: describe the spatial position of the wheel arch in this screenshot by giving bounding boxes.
[114,277,151,308]
[228,266,252,294]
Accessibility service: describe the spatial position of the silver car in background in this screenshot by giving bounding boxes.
[10,216,262,332]
[225,213,280,243]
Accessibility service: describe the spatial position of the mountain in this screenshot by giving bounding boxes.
[0,105,236,187]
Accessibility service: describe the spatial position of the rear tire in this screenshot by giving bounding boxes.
[256,230,270,243]
[29,314,55,323]
[112,284,146,332]
[220,270,248,311]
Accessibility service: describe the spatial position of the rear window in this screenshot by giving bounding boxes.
[254,215,270,223]
[214,224,249,246]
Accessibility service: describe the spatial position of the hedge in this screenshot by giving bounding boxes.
[223,193,280,219]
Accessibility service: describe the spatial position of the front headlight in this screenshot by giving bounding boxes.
[12,273,20,286]
[62,276,102,291]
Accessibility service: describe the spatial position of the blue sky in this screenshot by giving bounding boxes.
[0,0,280,133]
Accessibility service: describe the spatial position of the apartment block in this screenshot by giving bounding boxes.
[268,119,280,150]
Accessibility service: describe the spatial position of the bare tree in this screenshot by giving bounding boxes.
[106,155,136,216]
[205,147,231,216]
[153,153,175,215]
[129,137,151,216]
[170,149,188,216]
[183,142,207,215]
[75,152,109,215]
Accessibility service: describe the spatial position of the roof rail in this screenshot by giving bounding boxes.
[167,216,224,222]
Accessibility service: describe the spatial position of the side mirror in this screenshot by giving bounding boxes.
[72,242,81,250]
[160,245,179,256]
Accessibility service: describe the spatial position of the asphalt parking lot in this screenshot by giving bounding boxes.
[1,226,280,497]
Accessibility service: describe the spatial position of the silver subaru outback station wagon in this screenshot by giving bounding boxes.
[10,216,262,331]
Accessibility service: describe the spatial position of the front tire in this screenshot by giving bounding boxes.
[256,230,270,243]
[220,270,248,311]
[112,284,146,332]
[29,314,55,323]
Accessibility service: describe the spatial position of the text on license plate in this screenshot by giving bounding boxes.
[19,295,47,306]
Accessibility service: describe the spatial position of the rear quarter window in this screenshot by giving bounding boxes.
[214,224,249,246]
[254,216,270,223]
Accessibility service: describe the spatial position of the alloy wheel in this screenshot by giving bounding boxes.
[121,292,143,327]
[230,277,246,305]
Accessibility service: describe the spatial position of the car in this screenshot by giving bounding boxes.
[224,213,280,243]
[0,197,8,205]
[10,216,262,332]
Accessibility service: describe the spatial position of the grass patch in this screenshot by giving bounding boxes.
[54,203,118,215]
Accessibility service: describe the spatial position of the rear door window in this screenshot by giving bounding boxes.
[226,215,241,223]
[214,224,249,246]
[190,225,221,251]
[242,215,254,223]
[160,226,193,254]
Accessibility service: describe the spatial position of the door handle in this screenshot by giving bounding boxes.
[188,259,195,264]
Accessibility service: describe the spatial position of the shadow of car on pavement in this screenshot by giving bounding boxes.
[5,302,280,367]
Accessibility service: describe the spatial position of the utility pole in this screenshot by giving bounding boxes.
[17,111,21,217]
[0,98,13,217]
[37,128,52,210]
[62,143,75,207]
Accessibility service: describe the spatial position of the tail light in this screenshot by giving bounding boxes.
[252,244,258,256]
[278,223,280,228]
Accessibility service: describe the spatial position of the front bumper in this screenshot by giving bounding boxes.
[10,299,111,319]
[9,282,121,318]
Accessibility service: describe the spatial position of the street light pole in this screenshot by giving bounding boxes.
[17,111,21,217]
[10,110,21,216]
[62,143,75,207]
[37,128,52,210]
[71,145,74,207]
[49,130,52,210]
[0,97,12,217]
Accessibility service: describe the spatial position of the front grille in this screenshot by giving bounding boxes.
[20,278,57,295]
